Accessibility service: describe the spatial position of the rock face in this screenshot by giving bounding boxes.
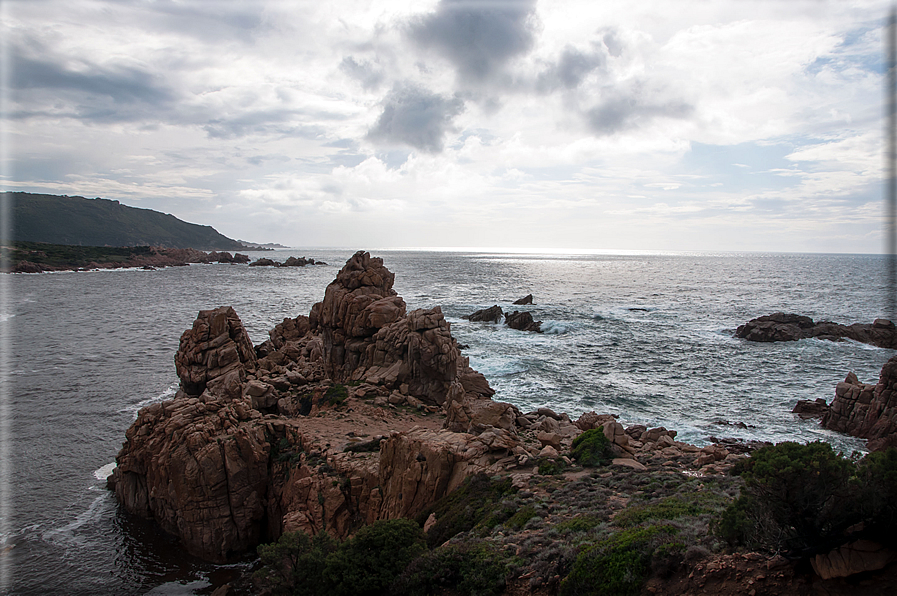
[111,251,516,562]
[505,310,542,333]
[736,313,897,349]
[820,360,897,446]
[464,305,504,323]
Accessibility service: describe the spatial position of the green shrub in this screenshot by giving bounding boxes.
[571,429,614,467]
[717,441,855,554]
[255,531,337,596]
[855,447,897,546]
[324,519,426,596]
[506,505,538,530]
[613,496,705,528]
[392,539,519,596]
[536,457,568,475]
[556,514,604,534]
[415,475,517,548]
[325,384,349,406]
[560,525,679,596]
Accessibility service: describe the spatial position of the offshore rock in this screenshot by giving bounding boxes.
[736,313,897,349]
[505,310,542,333]
[464,305,503,323]
[821,358,897,443]
[513,294,534,305]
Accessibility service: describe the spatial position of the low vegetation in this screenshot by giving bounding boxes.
[255,443,897,596]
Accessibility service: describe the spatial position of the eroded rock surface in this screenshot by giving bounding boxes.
[736,313,897,348]
[820,360,897,446]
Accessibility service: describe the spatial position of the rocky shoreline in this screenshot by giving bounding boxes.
[109,254,897,594]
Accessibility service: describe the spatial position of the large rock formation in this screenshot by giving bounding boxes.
[111,250,755,565]
[819,358,897,448]
[111,251,519,562]
[736,313,897,348]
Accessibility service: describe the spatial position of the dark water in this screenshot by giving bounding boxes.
[3,249,892,594]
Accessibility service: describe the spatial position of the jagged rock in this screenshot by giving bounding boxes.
[310,251,485,406]
[464,305,503,323]
[110,397,272,562]
[513,294,534,305]
[736,313,897,348]
[505,310,542,333]
[811,539,897,579]
[173,306,257,398]
[792,398,830,419]
[822,359,897,442]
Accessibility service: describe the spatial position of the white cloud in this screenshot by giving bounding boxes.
[3,0,893,252]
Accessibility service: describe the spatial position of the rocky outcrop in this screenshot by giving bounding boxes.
[820,360,897,445]
[513,294,534,305]
[505,310,542,333]
[464,305,504,323]
[811,540,897,580]
[112,250,755,565]
[736,313,897,348]
[249,256,321,267]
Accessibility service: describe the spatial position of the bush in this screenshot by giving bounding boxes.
[324,518,426,596]
[613,496,705,528]
[415,475,517,548]
[559,525,679,596]
[855,447,897,546]
[571,429,614,467]
[716,441,855,554]
[255,531,337,596]
[392,539,519,596]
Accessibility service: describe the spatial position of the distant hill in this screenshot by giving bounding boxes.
[8,192,247,250]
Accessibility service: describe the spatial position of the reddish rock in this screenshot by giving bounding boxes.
[822,361,897,441]
[505,310,542,333]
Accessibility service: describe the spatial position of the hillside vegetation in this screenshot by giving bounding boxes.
[9,192,245,249]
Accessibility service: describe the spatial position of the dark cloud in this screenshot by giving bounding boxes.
[536,46,606,92]
[409,0,538,83]
[11,53,174,107]
[586,90,693,135]
[340,56,386,90]
[367,84,465,153]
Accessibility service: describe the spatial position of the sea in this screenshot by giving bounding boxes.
[2,248,894,595]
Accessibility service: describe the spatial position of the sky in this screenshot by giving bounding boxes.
[1,0,893,253]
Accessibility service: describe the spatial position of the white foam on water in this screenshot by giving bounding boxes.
[0,314,13,323]
[94,462,116,481]
[541,321,568,335]
[41,495,108,545]
[120,383,178,418]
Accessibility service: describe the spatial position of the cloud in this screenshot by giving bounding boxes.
[367,84,465,153]
[536,46,607,92]
[409,0,539,83]
[586,88,694,135]
[9,52,175,121]
[340,56,386,90]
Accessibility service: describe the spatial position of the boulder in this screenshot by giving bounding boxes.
[464,305,504,323]
[811,540,897,579]
[792,398,830,419]
[513,294,534,305]
[822,359,897,440]
[505,310,542,333]
[173,306,257,398]
[736,313,897,349]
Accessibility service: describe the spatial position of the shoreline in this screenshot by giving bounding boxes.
[107,250,897,594]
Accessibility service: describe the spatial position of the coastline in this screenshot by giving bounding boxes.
[107,251,897,595]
